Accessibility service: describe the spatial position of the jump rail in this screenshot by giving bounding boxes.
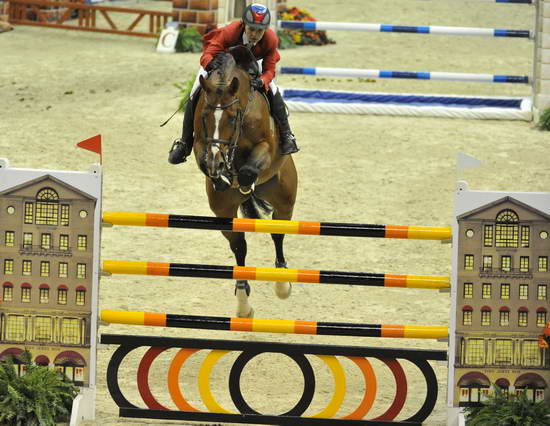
[101,309,449,339]
[102,260,450,290]
[102,211,452,240]
[278,20,531,39]
[280,67,530,84]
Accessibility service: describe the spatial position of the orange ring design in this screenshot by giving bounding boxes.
[341,356,377,420]
[167,348,201,412]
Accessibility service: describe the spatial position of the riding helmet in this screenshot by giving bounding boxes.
[242,3,271,29]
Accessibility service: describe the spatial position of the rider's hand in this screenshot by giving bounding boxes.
[206,55,223,72]
[251,77,264,91]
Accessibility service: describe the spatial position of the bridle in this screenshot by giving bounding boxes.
[201,85,255,176]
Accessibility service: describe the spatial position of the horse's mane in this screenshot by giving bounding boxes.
[209,46,259,94]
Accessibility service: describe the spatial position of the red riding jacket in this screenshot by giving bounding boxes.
[200,21,280,91]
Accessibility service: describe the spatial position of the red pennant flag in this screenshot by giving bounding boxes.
[76,135,102,163]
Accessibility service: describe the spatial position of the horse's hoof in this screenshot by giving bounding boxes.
[275,282,292,299]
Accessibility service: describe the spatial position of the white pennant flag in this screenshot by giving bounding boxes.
[457,152,482,172]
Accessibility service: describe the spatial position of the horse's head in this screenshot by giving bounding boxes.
[198,53,249,189]
[197,46,260,191]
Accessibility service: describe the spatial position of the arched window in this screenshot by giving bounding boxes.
[35,188,59,225]
[495,209,519,248]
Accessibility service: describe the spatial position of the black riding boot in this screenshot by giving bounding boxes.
[168,93,199,164]
[269,90,299,155]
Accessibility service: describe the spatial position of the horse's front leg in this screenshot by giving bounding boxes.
[207,181,254,318]
[237,142,271,194]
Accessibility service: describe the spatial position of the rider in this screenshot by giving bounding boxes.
[168,3,299,165]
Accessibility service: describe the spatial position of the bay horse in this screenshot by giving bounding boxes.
[192,45,298,318]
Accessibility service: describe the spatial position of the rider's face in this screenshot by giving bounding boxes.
[245,25,266,44]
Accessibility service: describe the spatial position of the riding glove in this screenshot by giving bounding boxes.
[251,77,264,91]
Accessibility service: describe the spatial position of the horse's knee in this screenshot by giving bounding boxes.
[238,165,259,187]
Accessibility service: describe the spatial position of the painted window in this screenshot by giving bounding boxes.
[61,318,81,345]
[537,284,547,300]
[518,311,528,327]
[24,202,34,224]
[521,340,541,366]
[39,288,49,304]
[59,262,68,278]
[501,256,512,272]
[4,231,14,247]
[21,287,31,303]
[463,310,472,326]
[34,316,52,342]
[465,339,485,365]
[519,284,529,300]
[499,310,509,326]
[538,256,548,272]
[481,309,491,326]
[77,263,86,279]
[494,339,513,365]
[41,233,51,250]
[482,256,492,271]
[482,283,492,299]
[521,225,530,247]
[4,259,14,275]
[464,254,474,271]
[76,289,86,306]
[483,225,493,247]
[463,283,473,298]
[495,210,519,248]
[536,311,547,327]
[519,256,529,272]
[6,315,26,341]
[40,261,50,277]
[77,235,87,251]
[57,289,67,305]
[59,234,69,251]
[500,283,510,299]
[60,204,70,226]
[3,285,13,302]
[36,188,60,225]
[23,233,33,249]
[22,260,31,276]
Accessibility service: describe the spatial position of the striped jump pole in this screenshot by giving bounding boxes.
[102,260,450,290]
[102,211,452,241]
[278,20,531,39]
[100,309,449,339]
[280,67,530,84]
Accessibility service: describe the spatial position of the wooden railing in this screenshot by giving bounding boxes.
[7,0,173,37]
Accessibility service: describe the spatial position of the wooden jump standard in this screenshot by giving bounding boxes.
[102,260,450,289]
[102,211,452,240]
[101,309,449,339]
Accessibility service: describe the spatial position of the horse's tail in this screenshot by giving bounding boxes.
[240,194,273,219]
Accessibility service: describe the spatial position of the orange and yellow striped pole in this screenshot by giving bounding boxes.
[102,211,451,241]
[100,309,449,339]
[102,260,450,290]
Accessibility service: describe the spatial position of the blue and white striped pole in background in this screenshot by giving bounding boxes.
[280,67,530,84]
[277,21,531,39]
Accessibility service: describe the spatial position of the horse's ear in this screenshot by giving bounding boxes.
[229,77,239,95]
[199,75,209,93]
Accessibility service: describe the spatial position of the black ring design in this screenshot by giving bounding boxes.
[228,350,315,417]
